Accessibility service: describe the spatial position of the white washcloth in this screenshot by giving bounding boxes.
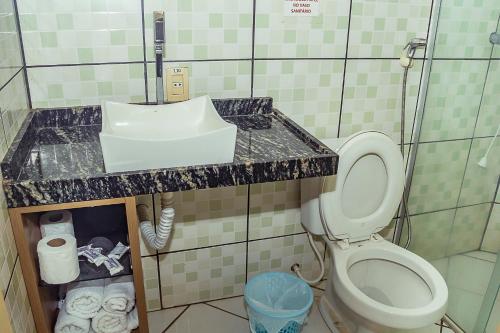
[54,307,91,333]
[127,308,139,330]
[102,276,135,313]
[91,309,129,333]
[66,279,105,319]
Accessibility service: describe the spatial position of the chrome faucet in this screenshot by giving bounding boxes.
[154,11,165,104]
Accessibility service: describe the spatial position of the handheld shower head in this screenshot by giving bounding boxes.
[400,38,427,68]
[478,124,500,168]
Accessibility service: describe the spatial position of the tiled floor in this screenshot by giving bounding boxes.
[147,282,454,333]
[430,250,498,332]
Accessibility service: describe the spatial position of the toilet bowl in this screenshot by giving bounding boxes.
[300,131,448,333]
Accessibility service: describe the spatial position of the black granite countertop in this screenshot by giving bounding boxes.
[1,98,338,207]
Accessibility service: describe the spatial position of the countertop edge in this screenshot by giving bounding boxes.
[3,155,336,208]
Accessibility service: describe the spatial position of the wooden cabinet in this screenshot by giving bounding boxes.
[9,197,148,333]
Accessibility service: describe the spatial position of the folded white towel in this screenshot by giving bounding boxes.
[127,308,139,330]
[54,307,91,333]
[91,309,129,333]
[102,275,135,313]
[66,279,105,319]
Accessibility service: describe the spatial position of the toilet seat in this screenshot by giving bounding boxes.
[327,238,448,329]
[319,131,405,242]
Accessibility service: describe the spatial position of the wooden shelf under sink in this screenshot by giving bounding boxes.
[9,197,149,333]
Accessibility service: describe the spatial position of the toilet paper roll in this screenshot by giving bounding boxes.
[39,210,74,238]
[37,234,80,284]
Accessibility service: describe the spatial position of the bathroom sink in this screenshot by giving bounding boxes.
[99,95,237,173]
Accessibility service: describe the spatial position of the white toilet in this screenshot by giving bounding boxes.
[301,131,448,333]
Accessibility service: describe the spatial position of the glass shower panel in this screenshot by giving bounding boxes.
[473,253,499,333]
[476,18,500,333]
[405,1,499,331]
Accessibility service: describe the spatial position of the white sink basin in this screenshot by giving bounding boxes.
[99,95,237,173]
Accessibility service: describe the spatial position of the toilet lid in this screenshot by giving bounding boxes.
[319,132,405,242]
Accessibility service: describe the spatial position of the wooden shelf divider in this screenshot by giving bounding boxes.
[9,197,149,333]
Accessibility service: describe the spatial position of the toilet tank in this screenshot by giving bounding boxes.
[301,176,326,235]
[300,137,345,236]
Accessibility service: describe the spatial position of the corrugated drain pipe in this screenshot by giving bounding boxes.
[137,193,175,250]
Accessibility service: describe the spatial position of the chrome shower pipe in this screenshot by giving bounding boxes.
[393,0,442,245]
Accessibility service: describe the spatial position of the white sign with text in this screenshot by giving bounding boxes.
[284,0,320,17]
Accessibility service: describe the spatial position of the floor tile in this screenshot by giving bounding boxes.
[429,257,449,280]
[464,251,497,263]
[205,289,331,333]
[400,323,442,333]
[303,289,331,333]
[447,287,485,332]
[486,298,500,333]
[165,303,249,333]
[315,279,327,291]
[147,306,187,333]
[447,254,494,294]
[207,296,248,319]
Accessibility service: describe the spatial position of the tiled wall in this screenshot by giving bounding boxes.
[0,0,35,331]
[5,0,499,315]
[137,181,325,311]
[16,0,432,145]
[405,0,499,261]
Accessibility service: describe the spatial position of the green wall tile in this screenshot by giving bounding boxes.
[159,243,246,307]
[144,0,252,61]
[40,32,57,48]
[154,186,248,253]
[28,64,146,108]
[406,210,455,261]
[253,59,343,140]
[447,204,491,255]
[18,0,144,65]
[409,140,470,214]
[481,204,500,252]
[340,59,422,144]
[247,234,324,281]
[434,0,498,58]
[475,60,500,137]
[147,61,251,102]
[459,138,500,206]
[420,60,489,142]
[56,14,73,30]
[348,0,431,58]
[254,0,349,58]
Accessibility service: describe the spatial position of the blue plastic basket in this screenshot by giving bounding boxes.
[244,272,313,333]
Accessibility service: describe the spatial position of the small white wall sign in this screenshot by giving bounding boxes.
[284,0,320,17]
